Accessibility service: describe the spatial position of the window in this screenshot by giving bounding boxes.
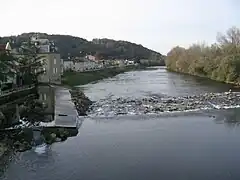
[39,94,43,100]
[54,58,57,64]
[53,68,57,74]
[44,94,47,100]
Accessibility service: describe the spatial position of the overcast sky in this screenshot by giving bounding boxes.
[1,0,239,54]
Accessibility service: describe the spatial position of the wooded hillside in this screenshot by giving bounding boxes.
[0,33,164,63]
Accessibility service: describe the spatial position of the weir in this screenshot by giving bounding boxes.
[87,91,240,117]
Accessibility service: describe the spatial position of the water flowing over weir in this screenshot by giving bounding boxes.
[86,92,240,118]
[80,67,240,118]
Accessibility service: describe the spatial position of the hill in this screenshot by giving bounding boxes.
[0,33,164,63]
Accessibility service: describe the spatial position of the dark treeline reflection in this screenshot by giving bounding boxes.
[212,108,240,128]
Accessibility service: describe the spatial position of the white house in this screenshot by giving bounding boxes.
[126,60,134,65]
[63,58,103,72]
[63,60,75,71]
[85,55,96,61]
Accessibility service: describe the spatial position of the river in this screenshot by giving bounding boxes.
[80,67,235,100]
[1,67,240,180]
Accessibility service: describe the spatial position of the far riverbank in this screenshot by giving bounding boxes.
[61,65,148,87]
[166,27,240,88]
[166,68,240,88]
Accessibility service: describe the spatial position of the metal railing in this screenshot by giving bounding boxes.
[0,84,35,97]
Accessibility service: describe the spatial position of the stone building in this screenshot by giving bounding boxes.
[31,35,62,84]
[63,57,103,72]
[38,53,61,84]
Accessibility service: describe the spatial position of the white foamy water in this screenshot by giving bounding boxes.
[34,144,47,155]
[86,92,240,118]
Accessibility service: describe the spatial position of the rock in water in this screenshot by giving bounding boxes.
[70,88,92,116]
[0,111,5,126]
[0,142,8,157]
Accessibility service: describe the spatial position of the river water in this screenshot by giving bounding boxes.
[2,67,240,180]
[80,67,234,101]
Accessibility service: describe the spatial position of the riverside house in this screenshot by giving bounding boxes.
[30,35,62,84]
[63,57,103,72]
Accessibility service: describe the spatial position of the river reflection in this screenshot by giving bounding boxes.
[2,108,240,180]
[0,85,80,178]
[0,150,13,178]
[0,85,55,129]
[212,108,240,128]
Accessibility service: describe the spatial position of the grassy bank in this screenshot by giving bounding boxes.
[166,67,240,86]
[140,60,165,67]
[62,65,137,87]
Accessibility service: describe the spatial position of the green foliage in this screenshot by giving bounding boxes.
[17,41,46,85]
[0,52,16,83]
[0,40,46,88]
[166,27,240,84]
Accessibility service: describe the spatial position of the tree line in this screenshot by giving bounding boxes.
[166,27,240,84]
[0,42,44,91]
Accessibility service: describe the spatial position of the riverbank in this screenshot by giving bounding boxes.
[166,27,240,87]
[61,65,139,87]
[70,88,92,116]
[166,68,240,88]
[140,60,165,67]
